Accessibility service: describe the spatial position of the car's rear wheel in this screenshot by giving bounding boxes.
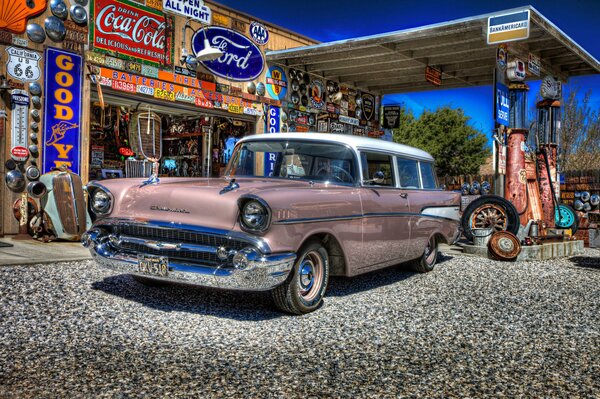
[272,240,329,315]
[411,235,438,273]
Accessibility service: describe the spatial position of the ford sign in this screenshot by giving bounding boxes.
[192,26,265,82]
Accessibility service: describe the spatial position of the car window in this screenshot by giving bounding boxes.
[420,162,437,189]
[397,157,420,188]
[227,140,357,185]
[361,152,394,186]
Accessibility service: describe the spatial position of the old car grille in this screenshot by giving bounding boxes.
[102,223,250,266]
[114,224,248,251]
[52,172,87,236]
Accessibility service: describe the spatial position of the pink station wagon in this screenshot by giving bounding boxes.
[83,133,461,314]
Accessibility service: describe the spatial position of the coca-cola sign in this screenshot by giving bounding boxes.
[91,0,173,67]
[191,26,264,82]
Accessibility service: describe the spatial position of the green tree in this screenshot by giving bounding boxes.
[392,106,490,177]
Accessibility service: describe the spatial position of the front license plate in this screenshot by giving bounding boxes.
[137,255,169,277]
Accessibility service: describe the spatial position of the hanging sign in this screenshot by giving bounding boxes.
[425,66,442,87]
[91,0,173,67]
[362,93,375,121]
[191,26,265,82]
[42,48,83,174]
[528,53,540,76]
[265,66,287,100]
[382,105,400,129]
[496,82,510,126]
[487,10,530,45]
[162,0,211,24]
[6,47,41,82]
[249,21,269,45]
[11,90,29,151]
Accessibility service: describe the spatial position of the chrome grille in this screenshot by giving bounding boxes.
[53,172,87,236]
[118,242,219,265]
[112,224,248,250]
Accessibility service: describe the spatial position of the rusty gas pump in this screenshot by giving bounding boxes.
[535,99,561,226]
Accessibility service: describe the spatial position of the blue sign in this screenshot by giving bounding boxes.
[264,106,280,177]
[192,27,265,82]
[43,47,83,174]
[496,82,510,126]
[265,65,287,100]
[249,21,269,45]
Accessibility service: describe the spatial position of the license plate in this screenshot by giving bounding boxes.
[137,255,169,277]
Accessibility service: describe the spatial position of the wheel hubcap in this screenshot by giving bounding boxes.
[424,238,436,264]
[298,251,323,302]
[470,204,508,232]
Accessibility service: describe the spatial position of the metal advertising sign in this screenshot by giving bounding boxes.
[11,90,29,151]
[310,79,325,109]
[382,105,400,129]
[162,0,211,24]
[266,66,287,100]
[249,21,269,45]
[361,93,375,121]
[264,105,280,176]
[487,10,530,45]
[191,26,265,82]
[42,48,83,174]
[91,0,173,67]
[528,53,540,76]
[6,47,41,82]
[425,66,442,86]
[496,82,510,126]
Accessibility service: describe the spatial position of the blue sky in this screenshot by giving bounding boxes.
[215,0,600,139]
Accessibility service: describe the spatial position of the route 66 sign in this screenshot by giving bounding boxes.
[6,46,42,83]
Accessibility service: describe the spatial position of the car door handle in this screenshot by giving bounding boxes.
[399,193,408,198]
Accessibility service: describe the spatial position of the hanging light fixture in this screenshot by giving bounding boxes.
[196,23,223,62]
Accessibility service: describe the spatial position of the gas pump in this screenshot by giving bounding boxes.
[535,96,578,232]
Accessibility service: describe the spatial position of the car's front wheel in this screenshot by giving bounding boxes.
[272,240,329,314]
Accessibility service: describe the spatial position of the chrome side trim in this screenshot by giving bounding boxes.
[273,212,460,225]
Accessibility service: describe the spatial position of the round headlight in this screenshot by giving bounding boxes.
[241,200,269,231]
[91,189,111,214]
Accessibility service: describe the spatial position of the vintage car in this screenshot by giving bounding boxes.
[82,133,460,314]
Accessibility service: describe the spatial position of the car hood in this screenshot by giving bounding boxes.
[98,177,312,230]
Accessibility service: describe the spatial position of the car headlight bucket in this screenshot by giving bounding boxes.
[240,199,270,231]
[91,189,112,214]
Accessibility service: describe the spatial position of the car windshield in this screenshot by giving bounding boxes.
[226,140,357,185]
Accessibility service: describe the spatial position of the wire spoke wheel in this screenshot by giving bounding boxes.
[470,204,508,232]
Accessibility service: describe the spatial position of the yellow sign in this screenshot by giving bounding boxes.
[154,88,175,101]
[146,0,163,10]
[228,104,243,114]
[212,13,231,27]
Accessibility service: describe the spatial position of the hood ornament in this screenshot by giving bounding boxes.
[220,178,239,195]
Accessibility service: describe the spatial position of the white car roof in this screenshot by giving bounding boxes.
[240,132,435,161]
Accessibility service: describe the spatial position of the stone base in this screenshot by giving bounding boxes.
[460,240,585,261]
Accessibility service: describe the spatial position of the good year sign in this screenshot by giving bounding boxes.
[192,26,264,82]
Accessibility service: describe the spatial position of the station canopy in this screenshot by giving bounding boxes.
[266,6,600,95]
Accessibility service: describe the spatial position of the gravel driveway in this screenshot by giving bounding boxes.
[1,249,599,398]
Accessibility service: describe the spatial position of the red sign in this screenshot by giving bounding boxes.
[425,66,442,86]
[11,146,29,162]
[112,80,136,93]
[91,0,173,67]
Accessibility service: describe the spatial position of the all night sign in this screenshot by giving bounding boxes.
[91,0,173,67]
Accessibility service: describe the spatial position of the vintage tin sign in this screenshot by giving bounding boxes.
[42,48,83,174]
[496,82,510,126]
[528,53,540,76]
[310,80,324,109]
[382,105,400,129]
[191,26,265,82]
[361,93,375,121]
[487,10,530,45]
[11,90,29,151]
[6,47,41,82]
[265,66,287,100]
[249,21,269,45]
[91,0,173,67]
[162,0,211,24]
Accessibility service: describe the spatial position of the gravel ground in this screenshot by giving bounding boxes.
[1,249,599,398]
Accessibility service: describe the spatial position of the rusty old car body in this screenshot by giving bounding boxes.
[83,133,460,314]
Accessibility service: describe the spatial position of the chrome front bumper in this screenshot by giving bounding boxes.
[82,223,296,291]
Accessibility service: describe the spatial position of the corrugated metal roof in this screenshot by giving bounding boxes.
[266,6,600,95]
